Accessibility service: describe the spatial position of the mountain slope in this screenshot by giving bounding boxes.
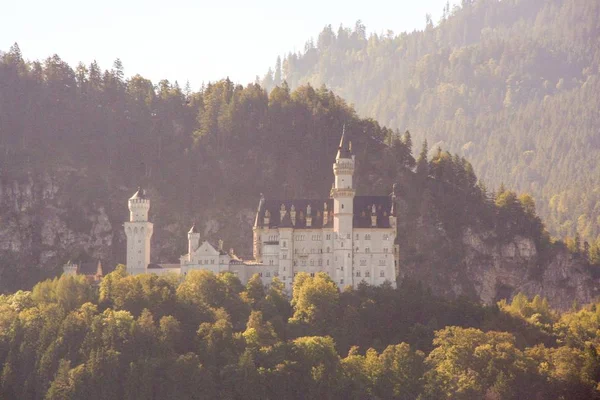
[1,47,599,309]
[268,0,600,247]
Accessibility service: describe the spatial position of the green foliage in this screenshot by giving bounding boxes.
[32,275,95,312]
[2,272,600,399]
[273,0,600,249]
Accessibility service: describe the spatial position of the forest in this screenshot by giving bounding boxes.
[2,269,600,399]
[267,0,600,249]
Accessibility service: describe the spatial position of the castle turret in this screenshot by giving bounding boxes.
[331,127,355,287]
[124,187,153,275]
[390,184,399,281]
[253,194,265,262]
[63,260,78,276]
[188,224,200,259]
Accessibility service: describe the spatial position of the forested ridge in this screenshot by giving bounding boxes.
[2,269,600,399]
[1,42,600,307]
[266,0,600,248]
[0,45,396,289]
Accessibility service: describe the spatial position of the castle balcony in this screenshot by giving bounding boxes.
[330,188,355,198]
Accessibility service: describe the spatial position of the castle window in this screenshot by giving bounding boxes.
[259,272,263,277]
[356,271,361,277]
[365,271,370,277]
[326,234,331,240]
[310,273,315,277]
[356,234,359,240]
[340,279,344,285]
[274,272,279,277]
[326,247,330,253]
[383,234,389,240]
[327,260,330,266]
[379,260,386,266]
[301,260,306,266]
[282,241,287,248]
[380,271,385,277]
[365,248,370,253]
[347,234,351,239]
[294,248,297,254]
[341,204,344,209]
[365,234,371,240]
[360,259,366,266]
[318,259,322,266]
[293,261,297,266]
[384,248,388,253]
[310,259,314,266]
[294,272,298,277]
[283,276,286,281]
[282,254,287,260]
[269,259,274,265]
[266,272,271,277]
[340,266,344,271]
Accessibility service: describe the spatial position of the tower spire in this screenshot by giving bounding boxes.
[336,125,353,159]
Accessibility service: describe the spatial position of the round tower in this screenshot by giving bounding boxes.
[124,187,153,275]
[331,128,355,288]
[188,223,200,260]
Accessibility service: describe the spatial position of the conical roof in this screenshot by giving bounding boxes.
[336,126,353,159]
[188,223,199,234]
[130,187,147,200]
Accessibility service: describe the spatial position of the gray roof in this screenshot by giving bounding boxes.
[130,187,147,200]
[78,260,103,276]
[254,196,394,229]
[336,129,353,159]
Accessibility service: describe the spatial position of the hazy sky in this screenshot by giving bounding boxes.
[2,0,456,89]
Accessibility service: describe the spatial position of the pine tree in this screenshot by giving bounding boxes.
[416,139,429,178]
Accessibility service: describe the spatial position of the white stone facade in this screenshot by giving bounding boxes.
[124,190,153,275]
[124,131,399,290]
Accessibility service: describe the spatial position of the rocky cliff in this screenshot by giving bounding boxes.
[400,224,600,311]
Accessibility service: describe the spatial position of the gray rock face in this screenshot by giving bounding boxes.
[0,172,114,288]
[458,228,599,310]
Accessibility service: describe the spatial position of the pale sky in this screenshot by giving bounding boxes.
[2,0,456,89]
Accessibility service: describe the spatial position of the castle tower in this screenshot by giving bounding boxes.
[124,187,153,275]
[188,224,200,261]
[331,128,355,287]
[252,194,265,262]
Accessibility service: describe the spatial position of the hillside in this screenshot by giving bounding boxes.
[267,0,600,248]
[1,47,599,309]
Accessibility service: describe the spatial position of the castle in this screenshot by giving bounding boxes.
[121,130,399,290]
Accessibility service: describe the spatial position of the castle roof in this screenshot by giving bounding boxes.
[336,128,353,159]
[130,187,147,200]
[78,260,103,276]
[254,196,394,229]
[188,224,199,234]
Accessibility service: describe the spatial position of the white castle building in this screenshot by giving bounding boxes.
[123,130,399,290]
